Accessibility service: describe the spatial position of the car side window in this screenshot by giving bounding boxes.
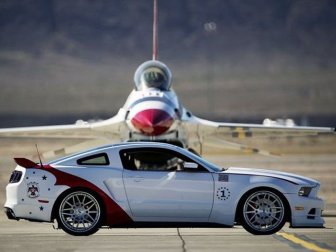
[77,153,110,166]
[120,148,208,172]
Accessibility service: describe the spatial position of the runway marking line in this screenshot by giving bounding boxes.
[277,232,332,252]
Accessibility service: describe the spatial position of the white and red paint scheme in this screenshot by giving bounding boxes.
[125,60,180,137]
[5,142,325,236]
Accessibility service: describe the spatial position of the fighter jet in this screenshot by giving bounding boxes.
[0,0,334,158]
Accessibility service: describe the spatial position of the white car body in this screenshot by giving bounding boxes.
[5,142,324,235]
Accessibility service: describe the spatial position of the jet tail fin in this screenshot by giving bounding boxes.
[152,0,158,60]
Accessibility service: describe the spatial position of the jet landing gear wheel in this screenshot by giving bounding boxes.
[57,191,102,236]
[240,190,286,235]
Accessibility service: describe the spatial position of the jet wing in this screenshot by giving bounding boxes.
[190,116,335,138]
[184,116,335,155]
[0,110,127,159]
[0,110,126,139]
[0,123,103,139]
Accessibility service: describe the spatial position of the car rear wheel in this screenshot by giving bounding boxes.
[240,190,286,235]
[57,191,102,236]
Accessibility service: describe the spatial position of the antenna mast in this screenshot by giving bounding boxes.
[35,144,44,168]
[152,0,158,60]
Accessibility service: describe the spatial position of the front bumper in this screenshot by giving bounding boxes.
[286,194,325,228]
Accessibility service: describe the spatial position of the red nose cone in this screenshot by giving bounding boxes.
[131,109,174,136]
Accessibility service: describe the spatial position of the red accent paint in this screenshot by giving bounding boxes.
[24,165,132,226]
[38,200,49,203]
[14,158,38,168]
[131,109,174,136]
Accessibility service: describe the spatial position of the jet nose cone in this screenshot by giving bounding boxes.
[131,109,174,136]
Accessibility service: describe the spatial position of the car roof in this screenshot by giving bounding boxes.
[49,142,179,164]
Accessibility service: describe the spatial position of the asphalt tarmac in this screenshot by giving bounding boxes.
[0,215,335,252]
[1,141,335,251]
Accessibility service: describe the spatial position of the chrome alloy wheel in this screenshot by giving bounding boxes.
[58,191,101,235]
[243,190,285,233]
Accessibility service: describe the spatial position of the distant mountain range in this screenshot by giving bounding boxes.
[0,0,335,64]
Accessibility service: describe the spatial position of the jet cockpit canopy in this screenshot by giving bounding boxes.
[134,60,172,91]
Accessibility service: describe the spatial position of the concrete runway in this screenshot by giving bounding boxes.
[0,215,335,252]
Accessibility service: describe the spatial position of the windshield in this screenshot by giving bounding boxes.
[134,60,172,91]
[141,67,168,89]
[175,146,223,172]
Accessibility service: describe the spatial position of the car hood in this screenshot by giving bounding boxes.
[225,167,319,186]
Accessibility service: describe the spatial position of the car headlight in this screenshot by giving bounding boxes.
[298,186,312,197]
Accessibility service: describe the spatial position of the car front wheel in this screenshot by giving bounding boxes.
[57,190,103,236]
[240,190,287,235]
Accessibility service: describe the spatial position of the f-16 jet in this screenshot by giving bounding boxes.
[0,0,334,158]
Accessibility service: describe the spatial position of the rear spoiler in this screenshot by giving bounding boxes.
[14,158,39,168]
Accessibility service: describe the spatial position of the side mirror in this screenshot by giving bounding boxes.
[183,162,198,169]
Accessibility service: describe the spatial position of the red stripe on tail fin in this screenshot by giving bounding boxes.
[153,0,158,60]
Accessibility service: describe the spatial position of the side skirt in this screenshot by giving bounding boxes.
[103,222,233,229]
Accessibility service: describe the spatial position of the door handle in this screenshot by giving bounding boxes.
[133,176,144,182]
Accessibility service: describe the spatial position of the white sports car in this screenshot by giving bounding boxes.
[5,142,324,235]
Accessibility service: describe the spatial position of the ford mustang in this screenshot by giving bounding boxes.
[4,142,324,235]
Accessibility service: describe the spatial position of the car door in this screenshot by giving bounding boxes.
[121,147,214,220]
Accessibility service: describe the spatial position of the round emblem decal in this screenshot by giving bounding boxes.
[27,182,39,198]
[216,187,231,201]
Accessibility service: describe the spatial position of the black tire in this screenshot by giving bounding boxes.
[56,190,103,236]
[239,189,287,235]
